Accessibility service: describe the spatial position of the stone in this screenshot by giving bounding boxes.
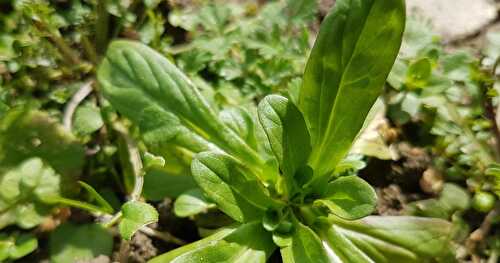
[406,0,497,41]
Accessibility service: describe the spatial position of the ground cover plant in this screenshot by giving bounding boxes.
[2,0,500,262]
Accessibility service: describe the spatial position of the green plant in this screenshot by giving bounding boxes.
[98,0,457,261]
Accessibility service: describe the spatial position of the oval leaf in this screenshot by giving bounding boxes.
[258,95,311,192]
[314,175,376,220]
[118,201,159,240]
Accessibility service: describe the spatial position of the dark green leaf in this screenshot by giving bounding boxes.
[258,95,311,192]
[191,151,282,222]
[49,223,113,263]
[299,0,405,183]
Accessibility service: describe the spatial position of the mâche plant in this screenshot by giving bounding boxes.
[97,0,456,262]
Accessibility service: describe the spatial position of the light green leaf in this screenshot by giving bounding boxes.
[258,95,311,191]
[320,215,455,262]
[150,222,276,263]
[174,188,214,217]
[49,223,113,263]
[406,58,432,88]
[0,233,38,261]
[72,104,103,136]
[119,201,159,240]
[299,0,405,184]
[314,175,376,220]
[0,158,60,229]
[280,222,329,263]
[97,41,263,168]
[191,151,282,222]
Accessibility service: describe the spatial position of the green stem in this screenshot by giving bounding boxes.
[96,0,110,54]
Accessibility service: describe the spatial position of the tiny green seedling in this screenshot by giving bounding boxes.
[98,0,456,261]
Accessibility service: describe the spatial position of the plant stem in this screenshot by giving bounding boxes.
[33,21,81,65]
[96,0,110,54]
[81,35,98,64]
[63,80,94,131]
[102,211,122,228]
[139,227,186,245]
[113,122,144,201]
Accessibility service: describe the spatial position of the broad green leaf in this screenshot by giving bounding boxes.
[299,0,405,183]
[280,222,329,263]
[49,223,113,263]
[0,107,84,182]
[72,104,104,136]
[314,175,376,220]
[219,107,258,151]
[97,41,263,168]
[119,201,159,240]
[174,188,214,217]
[0,233,38,261]
[0,158,60,229]
[191,151,282,222]
[143,167,197,200]
[319,215,455,262]
[258,95,311,192]
[150,222,276,263]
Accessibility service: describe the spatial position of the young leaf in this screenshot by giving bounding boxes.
[97,41,263,168]
[191,151,282,222]
[314,175,376,220]
[49,223,113,263]
[174,188,214,217]
[118,201,159,240]
[150,222,275,263]
[72,104,104,136]
[320,215,455,262]
[280,222,329,263]
[299,0,405,182]
[258,95,311,192]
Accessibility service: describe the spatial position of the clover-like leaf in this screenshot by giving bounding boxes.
[150,222,276,263]
[118,201,159,240]
[191,151,282,223]
[299,0,405,185]
[0,158,60,229]
[314,175,377,220]
[258,95,311,193]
